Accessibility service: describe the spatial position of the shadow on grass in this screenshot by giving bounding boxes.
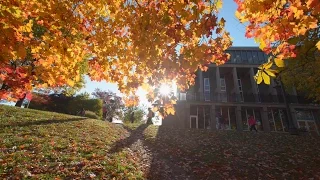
[0,117,88,128]
[108,123,194,180]
[108,124,149,154]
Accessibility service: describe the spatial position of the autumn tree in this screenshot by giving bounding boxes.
[235,0,320,99]
[1,0,232,114]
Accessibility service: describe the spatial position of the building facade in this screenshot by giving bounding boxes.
[163,47,320,135]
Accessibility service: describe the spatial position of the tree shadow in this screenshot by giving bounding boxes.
[108,124,149,154]
[145,125,198,180]
[108,123,197,179]
[0,117,88,128]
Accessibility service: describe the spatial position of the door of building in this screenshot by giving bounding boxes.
[190,115,198,129]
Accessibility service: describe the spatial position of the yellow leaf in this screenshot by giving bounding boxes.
[67,79,75,87]
[265,69,276,77]
[274,58,285,67]
[262,72,270,84]
[316,41,320,50]
[255,71,263,84]
[259,40,266,50]
[259,61,273,70]
[216,0,223,9]
[166,107,175,115]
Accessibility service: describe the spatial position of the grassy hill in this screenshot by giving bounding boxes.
[0,105,143,179]
[1,105,320,179]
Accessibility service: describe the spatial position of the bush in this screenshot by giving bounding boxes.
[68,98,103,117]
[29,93,103,118]
[84,111,100,119]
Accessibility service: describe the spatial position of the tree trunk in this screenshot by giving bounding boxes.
[15,93,26,107]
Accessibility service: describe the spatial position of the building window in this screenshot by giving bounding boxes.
[247,51,253,63]
[220,77,227,102]
[238,78,244,102]
[241,51,248,63]
[252,51,258,63]
[268,109,287,132]
[204,78,210,101]
[258,51,266,63]
[228,50,236,63]
[296,110,319,135]
[235,51,242,63]
[254,109,263,131]
[220,77,226,91]
[179,93,186,101]
[241,109,249,130]
[216,107,237,130]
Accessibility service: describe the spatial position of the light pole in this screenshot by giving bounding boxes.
[274,76,298,135]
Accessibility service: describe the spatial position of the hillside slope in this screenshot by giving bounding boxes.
[0,105,144,179]
[1,105,320,179]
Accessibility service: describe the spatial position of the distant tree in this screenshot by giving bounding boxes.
[92,88,124,121]
[123,106,145,123]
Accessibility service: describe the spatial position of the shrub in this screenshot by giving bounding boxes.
[68,98,103,117]
[29,93,103,118]
[84,111,100,119]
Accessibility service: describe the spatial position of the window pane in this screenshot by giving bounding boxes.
[190,105,197,115]
[228,51,236,63]
[229,108,237,130]
[258,52,266,63]
[268,109,276,131]
[179,93,186,100]
[220,78,226,86]
[274,110,284,131]
[247,51,253,63]
[296,110,314,120]
[252,51,258,63]
[242,109,249,130]
[254,109,263,131]
[204,78,209,84]
[279,109,289,132]
[235,51,242,63]
[241,51,248,63]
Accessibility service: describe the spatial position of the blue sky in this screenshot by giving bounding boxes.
[79,0,259,104]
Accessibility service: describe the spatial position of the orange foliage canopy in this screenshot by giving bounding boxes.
[0,0,232,108]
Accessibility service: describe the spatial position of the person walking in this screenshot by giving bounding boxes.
[130,111,135,123]
[248,115,258,132]
[147,108,154,125]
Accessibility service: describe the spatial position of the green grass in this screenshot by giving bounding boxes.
[0,105,144,179]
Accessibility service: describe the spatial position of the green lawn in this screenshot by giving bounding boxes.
[1,105,320,179]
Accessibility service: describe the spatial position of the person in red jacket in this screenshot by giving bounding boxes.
[248,115,258,132]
